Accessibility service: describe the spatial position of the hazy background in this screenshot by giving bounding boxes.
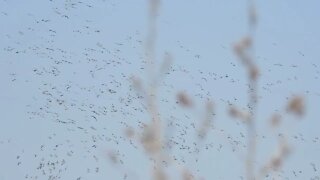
[0,0,319,179]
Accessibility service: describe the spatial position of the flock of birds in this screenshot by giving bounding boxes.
[1,0,320,180]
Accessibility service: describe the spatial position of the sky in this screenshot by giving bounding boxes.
[0,0,320,179]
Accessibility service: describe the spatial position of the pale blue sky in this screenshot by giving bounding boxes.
[0,0,320,179]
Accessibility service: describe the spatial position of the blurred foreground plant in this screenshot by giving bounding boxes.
[111,0,307,180]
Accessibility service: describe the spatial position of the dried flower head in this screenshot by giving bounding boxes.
[270,141,291,170]
[141,122,162,154]
[228,106,250,122]
[182,169,194,180]
[287,96,305,116]
[234,36,252,54]
[177,92,193,107]
[249,66,259,80]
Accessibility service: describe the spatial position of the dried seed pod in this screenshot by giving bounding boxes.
[287,96,305,116]
[270,142,291,170]
[182,169,194,180]
[233,36,253,66]
[141,122,162,154]
[234,36,252,53]
[228,106,250,122]
[229,106,241,118]
[176,92,193,107]
[249,66,259,80]
[270,156,282,169]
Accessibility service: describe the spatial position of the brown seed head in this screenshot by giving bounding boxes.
[287,96,305,116]
[177,92,193,107]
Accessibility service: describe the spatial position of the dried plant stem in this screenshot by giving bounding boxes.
[246,103,256,180]
[245,0,258,179]
[145,0,161,135]
[146,0,159,84]
[247,72,258,180]
[144,1,166,179]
